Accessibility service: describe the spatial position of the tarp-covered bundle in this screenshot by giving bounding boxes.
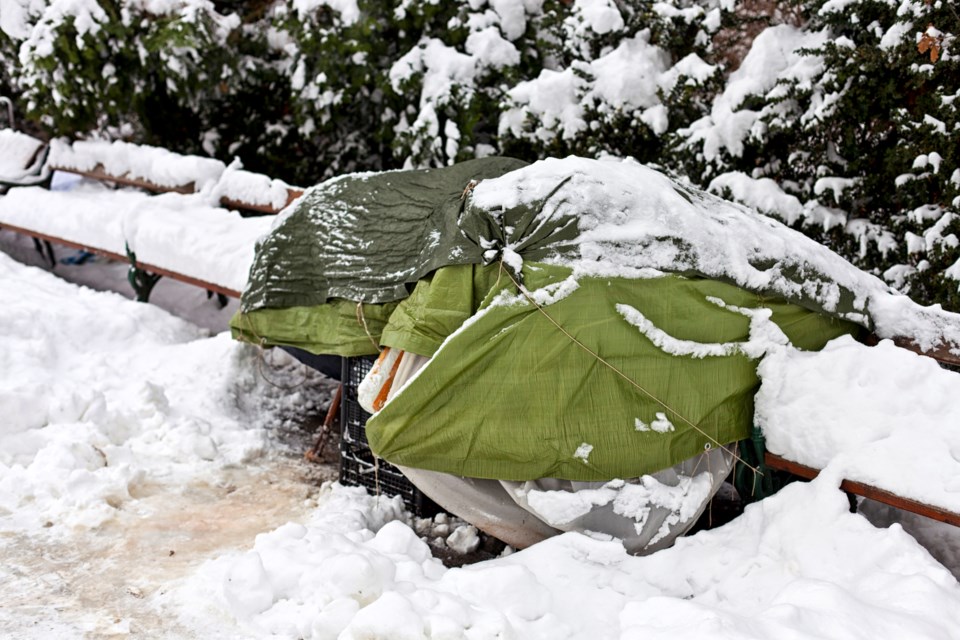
[233,156,957,482]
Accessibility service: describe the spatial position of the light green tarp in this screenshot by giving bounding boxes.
[232,159,861,481]
[367,263,856,481]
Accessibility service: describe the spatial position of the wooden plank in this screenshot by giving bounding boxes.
[764,452,960,527]
[220,187,304,215]
[0,222,241,298]
[891,337,960,368]
[51,164,196,195]
[0,221,128,262]
[864,334,960,367]
[131,260,241,299]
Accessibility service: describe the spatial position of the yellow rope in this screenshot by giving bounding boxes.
[356,302,381,352]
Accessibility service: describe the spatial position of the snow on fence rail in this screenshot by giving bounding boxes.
[47,138,303,214]
[0,129,48,188]
[0,134,300,299]
[756,335,960,527]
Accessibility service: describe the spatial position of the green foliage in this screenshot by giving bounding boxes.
[760,1,957,307]
[2,0,958,308]
[499,0,729,164]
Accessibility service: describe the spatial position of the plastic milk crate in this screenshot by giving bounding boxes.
[339,356,439,518]
[341,355,374,448]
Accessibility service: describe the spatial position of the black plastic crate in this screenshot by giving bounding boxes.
[341,356,376,447]
[339,440,440,517]
[338,355,440,518]
[343,354,375,393]
[342,391,372,447]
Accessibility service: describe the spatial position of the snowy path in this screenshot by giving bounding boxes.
[1,460,329,638]
[0,235,338,638]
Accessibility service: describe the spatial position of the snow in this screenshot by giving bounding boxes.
[0,128,45,181]
[390,39,478,101]
[642,412,675,433]
[13,0,107,57]
[4,136,960,635]
[709,171,805,225]
[213,160,299,211]
[568,0,624,36]
[521,474,712,537]
[49,138,226,191]
[501,31,671,141]
[3,205,960,636]
[0,0,43,39]
[47,138,297,210]
[469,156,960,352]
[292,0,360,24]
[0,183,140,255]
[124,192,274,293]
[0,177,273,291]
[757,335,960,515]
[446,524,481,554]
[0,251,308,534]
[573,442,593,463]
[178,479,960,639]
[682,25,829,162]
[464,27,520,68]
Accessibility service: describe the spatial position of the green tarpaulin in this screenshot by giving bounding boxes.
[241,157,528,311]
[232,158,862,481]
[368,263,856,481]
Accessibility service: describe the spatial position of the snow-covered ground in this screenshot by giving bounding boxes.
[2,233,960,639]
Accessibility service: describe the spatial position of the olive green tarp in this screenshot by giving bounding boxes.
[241,157,529,311]
[368,263,856,481]
[232,159,861,481]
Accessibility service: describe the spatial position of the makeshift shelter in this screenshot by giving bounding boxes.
[232,156,957,551]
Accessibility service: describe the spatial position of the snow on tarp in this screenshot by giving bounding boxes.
[465,156,960,353]
[183,481,960,639]
[240,156,528,311]
[757,335,960,515]
[48,138,226,191]
[244,155,960,353]
[0,129,45,182]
